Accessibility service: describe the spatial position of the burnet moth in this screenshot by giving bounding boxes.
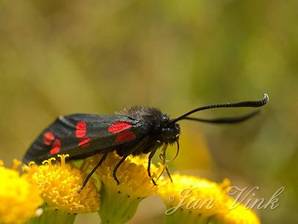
[23,94,269,188]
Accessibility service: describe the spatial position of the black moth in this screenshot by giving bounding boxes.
[23,94,269,188]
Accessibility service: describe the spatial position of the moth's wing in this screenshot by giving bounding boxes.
[23,113,149,164]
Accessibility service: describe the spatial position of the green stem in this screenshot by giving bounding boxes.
[99,185,142,224]
[164,211,213,224]
[27,205,76,224]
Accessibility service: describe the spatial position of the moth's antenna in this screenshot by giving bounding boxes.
[170,93,269,124]
[183,110,260,124]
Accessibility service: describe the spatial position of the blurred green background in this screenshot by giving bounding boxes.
[0,0,297,223]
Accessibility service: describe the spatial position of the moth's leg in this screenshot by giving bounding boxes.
[162,141,178,183]
[113,138,150,185]
[113,155,128,185]
[80,153,108,191]
[147,149,157,185]
[156,144,169,181]
[172,140,180,161]
[165,166,173,182]
[156,153,165,181]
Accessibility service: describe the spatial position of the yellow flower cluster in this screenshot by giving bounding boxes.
[25,154,99,214]
[0,148,260,224]
[158,174,230,216]
[0,160,42,224]
[215,199,260,224]
[86,152,162,224]
[158,174,260,224]
[92,152,160,198]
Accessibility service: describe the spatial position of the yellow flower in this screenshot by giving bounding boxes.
[159,174,230,215]
[213,199,260,224]
[86,152,161,224]
[93,152,159,198]
[0,160,42,224]
[158,174,231,224]
[25,154,99,214]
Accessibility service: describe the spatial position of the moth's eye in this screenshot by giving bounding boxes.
[161,115,168,121]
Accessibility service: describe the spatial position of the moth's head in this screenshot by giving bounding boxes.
[160,114,180,144]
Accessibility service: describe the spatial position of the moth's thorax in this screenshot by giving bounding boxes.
[125,106,180,144]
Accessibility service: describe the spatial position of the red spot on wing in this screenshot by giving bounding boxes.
[50,139,61,155]
[49,147,60,155]
[108,121,132,134]
[78,137,91,147]
[75,121,91,148]
[43,131,55,145]
[76,121,87,138]
[115,130,136,143]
